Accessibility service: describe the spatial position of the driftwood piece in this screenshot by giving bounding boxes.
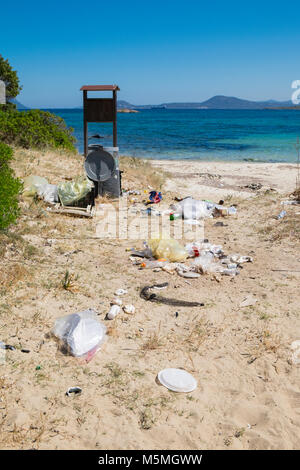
[47,204,94,218]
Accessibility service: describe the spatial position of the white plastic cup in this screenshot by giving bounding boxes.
[107,305,121,320]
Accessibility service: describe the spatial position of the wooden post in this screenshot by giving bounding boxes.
[83,90,88,157]
[113,90,117,147]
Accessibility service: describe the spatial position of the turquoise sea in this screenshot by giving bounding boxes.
[49,108,300,162]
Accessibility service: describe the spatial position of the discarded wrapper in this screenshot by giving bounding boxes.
[66,387,82,397]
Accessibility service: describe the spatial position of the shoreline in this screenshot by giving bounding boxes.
[151,159,298,199]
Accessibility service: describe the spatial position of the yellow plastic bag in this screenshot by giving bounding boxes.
[148,237,188,262]
[58,176,94,206]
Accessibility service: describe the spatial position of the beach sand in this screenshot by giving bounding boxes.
[0,149,299,450]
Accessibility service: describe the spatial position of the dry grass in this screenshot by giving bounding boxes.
[260,215,300,242]
[292,186,300,201]
[120,155,168,190]
[141,329,163,351]
[0,263,30,291]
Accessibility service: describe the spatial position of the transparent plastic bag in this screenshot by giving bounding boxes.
[53,309,106,358]
[58,176,94,206]
[148,238,188,262]
[22,176,48,197]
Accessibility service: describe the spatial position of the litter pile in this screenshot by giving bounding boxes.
[22,174,94,207]
[106,289,136,320]
[169,196,237,222]
[130,237,253,278]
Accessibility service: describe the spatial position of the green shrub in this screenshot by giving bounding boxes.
[0,108,76,152]
[0,142,22,230]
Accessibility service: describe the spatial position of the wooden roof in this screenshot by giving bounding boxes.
[80,85,120,91]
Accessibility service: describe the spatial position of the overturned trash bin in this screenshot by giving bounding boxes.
[85,144,121,198]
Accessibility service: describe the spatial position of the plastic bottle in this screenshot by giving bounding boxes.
[185,243,200,257]
[140,259,167,269]
[276,210,287,219]
[170,212,181,221]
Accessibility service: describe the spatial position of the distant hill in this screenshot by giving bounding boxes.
[118,95,296,110]
[22,95,298,111]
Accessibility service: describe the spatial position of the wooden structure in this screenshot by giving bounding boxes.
[80,84,120,157]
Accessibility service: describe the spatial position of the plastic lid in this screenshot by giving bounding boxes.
[157,368,197,392]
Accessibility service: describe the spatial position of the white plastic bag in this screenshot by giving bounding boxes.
[36,183,59,204]
[178,197,213,220]
[53,309,106,357]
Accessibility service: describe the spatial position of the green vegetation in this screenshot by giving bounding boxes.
[0,142,22,230]
[0,55,22,106]
[0,109,76,152]
[0,56,76,152]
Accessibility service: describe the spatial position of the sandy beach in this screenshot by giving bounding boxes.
[0,149,299,450]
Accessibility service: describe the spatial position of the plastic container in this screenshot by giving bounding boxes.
[53,309,106,358]
[107,305,121,320]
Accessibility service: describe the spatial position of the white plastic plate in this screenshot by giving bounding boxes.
[157,368,197,393]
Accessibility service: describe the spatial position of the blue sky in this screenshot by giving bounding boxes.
[1,0,299,107]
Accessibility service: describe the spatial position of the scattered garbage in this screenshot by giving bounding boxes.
[107,305,121,320]
[290,340,300,365]
[148,238,188,262]
[214,221,227,227]
[21,349,30,353]
[53,309,106,358]
[115,288,128,296]
[123,189,141,196]
[157,368,197,393]
[140,283,204,307]
[239,295,257,307]
[140,259,167,269]
[169,197,237,221]
[37,183,59,204]
[170,212,181,221]
[66,386,82,397]
[177,270,200,279]
[22,175,48,197]
[244,183,263,191]
[123,304,135,314]
[0,341,15,351]
[130,238,252,279]
[57,176,94,206]
[141,207,160,217]
[147,191,162,204]
[111,298,123,306]
[276,210,287,220]
[281,200,300,205]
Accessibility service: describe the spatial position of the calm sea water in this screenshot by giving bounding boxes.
[49,108,300,162]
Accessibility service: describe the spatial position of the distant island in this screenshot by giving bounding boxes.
[118,96,300,110]
[117,108,139,113]
[12,95,300,111]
